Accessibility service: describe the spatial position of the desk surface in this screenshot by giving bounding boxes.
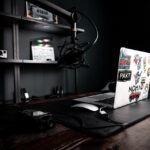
[0,97,150,150]
[1,117,150,150]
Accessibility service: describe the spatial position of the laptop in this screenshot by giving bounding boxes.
[74,47,150,109]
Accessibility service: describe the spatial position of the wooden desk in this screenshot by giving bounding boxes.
[0,97,150,150]
[0,116,150,150]
[80,117,150,150]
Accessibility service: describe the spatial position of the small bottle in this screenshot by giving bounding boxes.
[56,86,60,97]
[59,86,64,97]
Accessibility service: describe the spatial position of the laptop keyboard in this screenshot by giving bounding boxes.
[89,92,115,100]
[96,97,115,105]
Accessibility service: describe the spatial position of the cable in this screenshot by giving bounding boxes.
[77,10,99,51]
[97,106,127,126]
[58,10,99,67]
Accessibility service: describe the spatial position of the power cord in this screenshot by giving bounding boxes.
[97,106,127,126]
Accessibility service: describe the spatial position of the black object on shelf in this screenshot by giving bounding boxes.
[20,88,31,103]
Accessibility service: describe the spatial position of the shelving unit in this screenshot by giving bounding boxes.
[0,11,84,64]
[0,0,84,104]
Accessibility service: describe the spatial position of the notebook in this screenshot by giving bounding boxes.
[74,47,150,109]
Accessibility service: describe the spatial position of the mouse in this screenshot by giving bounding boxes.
[71,103,99,112]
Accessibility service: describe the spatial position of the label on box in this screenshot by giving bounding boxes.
[26,1,54,23]
[31,46,55,61]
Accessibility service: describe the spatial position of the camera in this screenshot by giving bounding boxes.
[0,50,7,58]
[19,109,55,131]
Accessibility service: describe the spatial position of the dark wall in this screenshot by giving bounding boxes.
[1,0,150,103]
[49,0,123,92]
[51,0,150,92]
[48,0,116,92]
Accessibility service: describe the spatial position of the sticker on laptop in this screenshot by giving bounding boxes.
[128,84,142,102]
[118,49,131,69]
[147,68,150,76]
[118,70,132,82]
[143,83,149,94]
[134,54,142,70]
[134,71,142,85]
[141,77,146,87]
[129,91,141,102]
[129,85,142,93]
[148,56,150,64]
[143,57,147,73]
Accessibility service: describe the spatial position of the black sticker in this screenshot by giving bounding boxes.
[118,70,132,81]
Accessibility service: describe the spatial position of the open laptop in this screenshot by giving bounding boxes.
[74,47,150,109]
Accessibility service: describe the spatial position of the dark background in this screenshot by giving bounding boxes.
[0,0,150,103]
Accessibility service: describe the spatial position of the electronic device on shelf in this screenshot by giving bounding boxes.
[0,50,7,59]
[20,88,31,103]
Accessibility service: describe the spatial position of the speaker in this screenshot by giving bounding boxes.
[0,50,7,58]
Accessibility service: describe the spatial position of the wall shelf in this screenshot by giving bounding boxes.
[22,60,58,64]
[21,17,85,35]
[0,12,85,35]
[0,59,58,65]
[0,59,22,64]
[0,12,21,23]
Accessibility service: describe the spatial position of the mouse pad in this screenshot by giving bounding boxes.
[52,99,150,137]
[53,110,123,137]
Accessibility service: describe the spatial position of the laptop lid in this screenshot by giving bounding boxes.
[73,47,150,109]
[113,47,150,109]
